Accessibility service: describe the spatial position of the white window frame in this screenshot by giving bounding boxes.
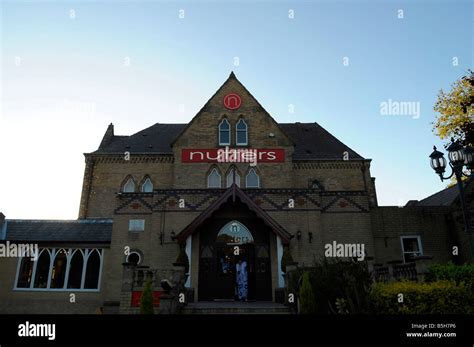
[129,219,145,232]
[219,119,231,146]
[400,236,423,263]
[123,177,136,193]
[245,168,260,188]
[226,168,241,187]
[207,168,222,188]
[141,177,153,193]
[236,119,248,146]
[13,247,103,292]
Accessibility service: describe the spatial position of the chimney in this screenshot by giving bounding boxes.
[99,123,114,149]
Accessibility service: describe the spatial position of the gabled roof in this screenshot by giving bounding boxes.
[92,122,365,160]
[90,73,366,160]
[280,123,364,160]
[415,185,459,206]
[176,185,292,244]
[3,219,113,243]
[407,178,473,207]
[169,71,294,147]
[92,123,183,154]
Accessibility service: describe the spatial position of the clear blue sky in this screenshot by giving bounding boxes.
[0,0,472,218]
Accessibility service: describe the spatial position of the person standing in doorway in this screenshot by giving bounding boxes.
[236,258,248,301]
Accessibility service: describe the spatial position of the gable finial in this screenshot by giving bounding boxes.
[229,71,236,78]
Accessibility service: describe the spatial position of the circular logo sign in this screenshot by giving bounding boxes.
[223,93,242,110]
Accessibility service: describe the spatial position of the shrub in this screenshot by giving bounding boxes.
[299,272,316,314]
[369,280,474,314]
[293,259,372,314]
[425,262,474,290]
[140,277,154,314]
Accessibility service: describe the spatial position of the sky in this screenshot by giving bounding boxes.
[0,0,472,219]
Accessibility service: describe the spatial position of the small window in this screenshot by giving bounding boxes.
[400,236,423,262]
[33,249,51,288]
[67,249,84,289]
[236,119,248,146]
[219,119,231,146]
[207,168,222,188]
[245,168,260,188]
[50,249,68,289]
[129,219,145,232]
[123,177,136,193]
[16,257,34,288]
[226,168,241,187]
[141,178,153,192]
[126,251,142,265]
[84,250,101,289]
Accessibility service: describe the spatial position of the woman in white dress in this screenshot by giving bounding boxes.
[236,258,248,301]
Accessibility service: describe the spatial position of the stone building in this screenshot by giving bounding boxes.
[0,72,472,314]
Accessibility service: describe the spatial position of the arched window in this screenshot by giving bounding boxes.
[15,247,104,291]
[16,257,34,288]
[219,119,230,146]
[226,168,241,187]
[236,119,248,146]
[67,249,84,289]
[33,249,51,288]
[84,249,101,289]
[123,177,136,193]
[245,168,260,188]
[217,221,254,245]
[141,177,153,192]
[207,168,222,188]
[50,249,67,288]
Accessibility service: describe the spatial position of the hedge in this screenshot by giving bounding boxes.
[425,262,474,290]
[370,280,474,314]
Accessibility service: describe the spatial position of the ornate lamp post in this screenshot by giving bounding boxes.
[429,138,474,254]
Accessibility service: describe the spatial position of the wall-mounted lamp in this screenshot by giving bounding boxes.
[308,232,313,243]
[170,231,176,241]
[296,230,302,241]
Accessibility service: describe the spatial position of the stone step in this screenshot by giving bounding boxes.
[181,301,292,315]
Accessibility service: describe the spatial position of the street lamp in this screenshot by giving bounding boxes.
[429,138,473,254]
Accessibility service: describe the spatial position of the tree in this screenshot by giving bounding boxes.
[299,271,316,314]
[433,71,473,147]
[140,277,154,314]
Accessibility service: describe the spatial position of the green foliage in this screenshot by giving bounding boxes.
[425,262,474,290]
[140,277,154,314]
[433,71,474,147]
[370,280,474,314]
[299,272,316,314]
[294,259,372,314]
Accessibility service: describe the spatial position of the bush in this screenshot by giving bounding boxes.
[140,278,154,314]
[369,280,474,314]
[291,259,372,314]
[299,272,316,314]
[425,262,474,290]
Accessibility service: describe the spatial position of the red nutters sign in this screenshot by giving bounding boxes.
[223,93,242,110]
[182,148,285,163]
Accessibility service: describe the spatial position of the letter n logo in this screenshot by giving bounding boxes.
[223,93,242,110]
